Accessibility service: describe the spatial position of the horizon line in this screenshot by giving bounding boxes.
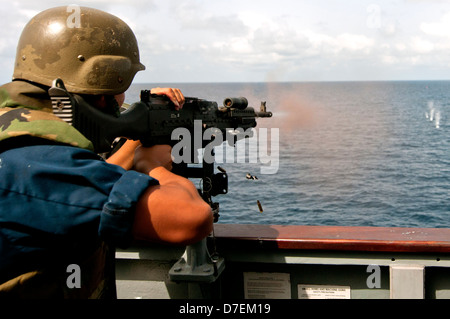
[131,79,450,85]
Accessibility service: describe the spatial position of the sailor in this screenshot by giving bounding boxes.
[0,6,213,298]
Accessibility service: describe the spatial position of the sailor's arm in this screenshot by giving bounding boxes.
[131,145,213,245]
[106,139,141,170]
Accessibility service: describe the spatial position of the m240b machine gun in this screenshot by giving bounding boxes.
[50,79,272,222]
[136,90,272,222]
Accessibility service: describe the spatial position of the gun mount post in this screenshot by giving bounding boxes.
[169,150,226,284]
[168,238,225,284]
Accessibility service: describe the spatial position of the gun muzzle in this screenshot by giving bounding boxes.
[255,101,273,117]
[223,97,248,110]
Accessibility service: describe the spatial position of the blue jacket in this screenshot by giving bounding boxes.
[0,144,157,284]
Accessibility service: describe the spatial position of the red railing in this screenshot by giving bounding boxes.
[214,224,450,253]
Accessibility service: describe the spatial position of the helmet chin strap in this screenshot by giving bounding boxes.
[49,78,149,153]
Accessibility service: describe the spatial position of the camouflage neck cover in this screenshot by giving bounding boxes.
[0,81,94,151]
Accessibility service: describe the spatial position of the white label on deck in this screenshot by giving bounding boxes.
[298,284,351,299]
[244,272,291,299]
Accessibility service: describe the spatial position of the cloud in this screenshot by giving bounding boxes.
[420,11,450,37]
[172,1,248,36]
[410,37,435,54]
[190,12,377,81]
[2,1,450,83]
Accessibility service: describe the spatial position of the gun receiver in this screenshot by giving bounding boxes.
[138,90,272,146]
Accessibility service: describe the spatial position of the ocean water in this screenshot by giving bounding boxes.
[126,81,449,229]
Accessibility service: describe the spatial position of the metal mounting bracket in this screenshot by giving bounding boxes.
[169,238,225,283]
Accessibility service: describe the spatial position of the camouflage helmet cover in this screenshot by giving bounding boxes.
[13,6,145,95]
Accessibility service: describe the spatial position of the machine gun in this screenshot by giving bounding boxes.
[49,79,272,223]
[137,90,272,222]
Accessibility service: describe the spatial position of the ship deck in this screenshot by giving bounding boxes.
[115,224,450,299]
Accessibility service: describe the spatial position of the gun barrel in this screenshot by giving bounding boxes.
[255,111,273,118]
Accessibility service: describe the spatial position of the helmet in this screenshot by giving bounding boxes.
[13,6,145,95]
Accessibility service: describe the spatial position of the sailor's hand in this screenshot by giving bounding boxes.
[106,139,141,170]
[150,87,185,110]
[133,144,173,174]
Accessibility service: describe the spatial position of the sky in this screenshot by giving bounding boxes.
[2,0,450,83]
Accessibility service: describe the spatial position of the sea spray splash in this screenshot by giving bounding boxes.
[426,101,441,129]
